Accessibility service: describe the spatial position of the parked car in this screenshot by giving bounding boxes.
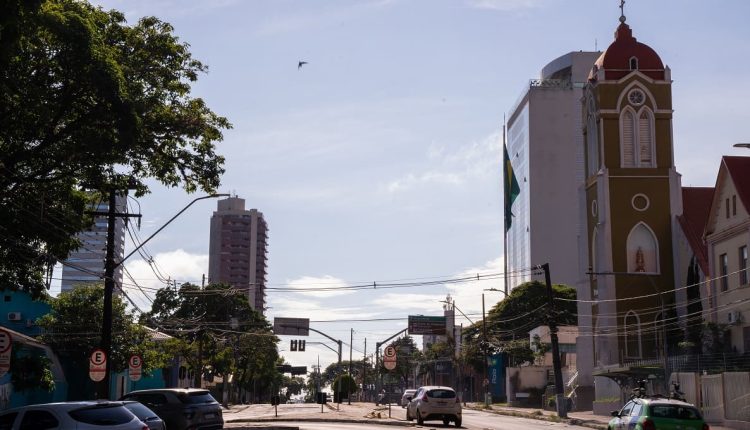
[608,397,709,430]
[400,389,417,408]
[120,388,223,430]
[0,401,149,430]
[122,401,165,430]
[405,385,462,427]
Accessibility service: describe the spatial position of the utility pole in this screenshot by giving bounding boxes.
[97,193,225,399]
[363,339,367,402]
[349,328,353,405]
[93,188,140,399]
[541,263,567,418]
[482,293,489,406]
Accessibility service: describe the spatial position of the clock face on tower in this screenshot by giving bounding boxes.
[628,89,645,106]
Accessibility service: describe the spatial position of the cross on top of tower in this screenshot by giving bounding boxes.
[619,0,626,23]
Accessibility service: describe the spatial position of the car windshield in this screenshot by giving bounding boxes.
[69,405,135,425]
[182,392,218,404]
[427,389,456,399]
[651,405,702,420]
[124,402,159,420]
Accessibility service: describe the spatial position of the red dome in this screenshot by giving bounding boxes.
[589,22,664,81]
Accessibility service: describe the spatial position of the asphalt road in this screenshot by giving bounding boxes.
[225,404,594,430]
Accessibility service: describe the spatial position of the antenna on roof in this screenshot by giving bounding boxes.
[619,0,626,23]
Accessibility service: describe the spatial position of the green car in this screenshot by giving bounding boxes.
[608,397,709,430]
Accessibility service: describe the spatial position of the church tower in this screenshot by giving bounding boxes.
[581,7,682,375]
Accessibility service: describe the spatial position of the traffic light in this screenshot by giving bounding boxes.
[298,340,306,351]
[290,339,298,351]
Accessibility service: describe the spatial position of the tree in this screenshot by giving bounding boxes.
[37,285,170,398]
[332,374,358,398]
[145,283,279,401]
[462,281,576,368]
[0,0,230,296]
[381,336,423,388]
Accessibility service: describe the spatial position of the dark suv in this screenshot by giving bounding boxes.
[120,388,223,430]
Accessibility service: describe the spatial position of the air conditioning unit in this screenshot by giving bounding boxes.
[7,312,22,321]
[728,311,742,325]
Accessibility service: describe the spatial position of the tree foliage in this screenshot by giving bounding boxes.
[462,281,576,366]
[0,0,230,295]
[332,374,358,395]
[37,285,170,373]
[144,283,279,395]
[380,336,423,387]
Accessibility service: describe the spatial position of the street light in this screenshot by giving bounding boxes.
[100,193,228,399]
[733,143,750,149]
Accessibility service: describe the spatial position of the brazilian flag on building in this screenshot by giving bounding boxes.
[503,144,520,232]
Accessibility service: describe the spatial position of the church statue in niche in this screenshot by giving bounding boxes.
[627,224,658,273]
[635,247,646,272]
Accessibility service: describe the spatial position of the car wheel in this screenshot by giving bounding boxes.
[417,409,424,425]
[406,409,412,421]
[455,417,461,427]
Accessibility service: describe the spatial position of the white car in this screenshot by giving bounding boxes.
[405,386,462,427]
[0,401,149,430]
[400,389,417,407]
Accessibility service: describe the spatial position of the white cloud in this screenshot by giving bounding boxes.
[444,256,506,317]
[383,131,502,194]
[285,275,356,298]
[371,293,448,312]
[268,296,378,322]
[123,249,208,310]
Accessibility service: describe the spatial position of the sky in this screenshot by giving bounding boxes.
[56,0,750,371]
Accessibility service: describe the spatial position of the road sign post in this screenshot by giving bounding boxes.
[89,349,107,382]
[383,346,397,371]
[0,328,12,378]
[128,355,142,382]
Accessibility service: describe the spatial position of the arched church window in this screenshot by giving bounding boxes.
[624,311,642,358]
[629,56,639,70]
[620,102,655,168]
[627,222,659,273]
[638,110,654,166]
[621,109,636,167]
[587,113,600,176]
[591,227,598,280]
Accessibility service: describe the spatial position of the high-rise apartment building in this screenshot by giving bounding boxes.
[505,51,601,291]
[208,197,269,312]
[61,195,127,292]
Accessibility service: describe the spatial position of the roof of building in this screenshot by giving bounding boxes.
[723,156,750,213]
[589,21,664,82]
[144,326,173,342]
[677,187,714,274]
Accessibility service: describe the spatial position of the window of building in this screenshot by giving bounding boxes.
[740,246,748,286]
[732,195,737,216]
[620,105,654,168]
[627,223,659,273]
[720,253,729,292]
[629,57,639,70]
[624,311,642,358]
[726,198,730,219]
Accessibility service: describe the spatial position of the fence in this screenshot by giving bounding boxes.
[672,371,750,424]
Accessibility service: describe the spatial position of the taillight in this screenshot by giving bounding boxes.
[141,426,149,430]
[702,424,710,430]
[456,397,460,403]
[422,395,428,403]
[642,418,655,430]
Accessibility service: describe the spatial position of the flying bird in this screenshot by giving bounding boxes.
[298,61,308,70]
